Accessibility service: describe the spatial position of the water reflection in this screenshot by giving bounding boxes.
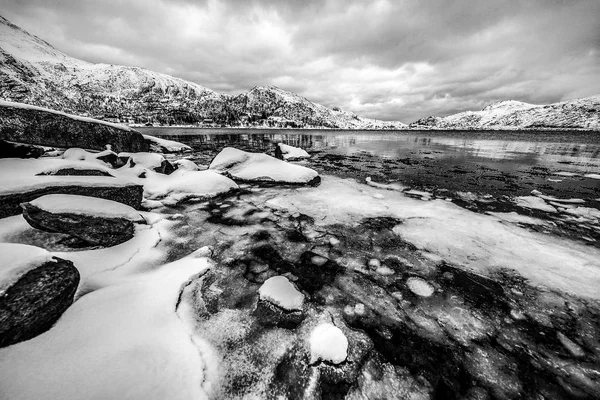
[138,128,600,175]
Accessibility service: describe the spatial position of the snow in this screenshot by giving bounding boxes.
[143,169,238,204]
[584,173,600,180]
[0,100,133,131]
[0,250,219,400]
[277,143,310,160]
[265,176,600,299]
[555,171,579,177]
[513,196,557,213]
[143,134,192,153]
[309,323,348,364]
[406,277,435,297]
[209,147,319,184]
[563,207,600,220]
[258,276,304,311]
[118,152,165,169]
[173,159,200,171]
[0,243,53,295]
[531,190,585,204]
[38,160,114,176]
[29,194,144,222]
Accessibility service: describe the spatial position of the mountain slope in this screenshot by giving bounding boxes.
[0,15,404,129]
[409,97,600,130]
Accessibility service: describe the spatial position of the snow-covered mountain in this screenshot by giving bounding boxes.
[0,15,405,129]
[409,97,600,130]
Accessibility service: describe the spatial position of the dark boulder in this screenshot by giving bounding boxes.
[0,180,143,218]
[0,139,44,159]
[0,254,79,348]
[253,299,305,329]
[0,101,148,153]
[21,198,145,247]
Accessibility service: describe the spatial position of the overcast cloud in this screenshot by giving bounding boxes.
[1,0,599,122]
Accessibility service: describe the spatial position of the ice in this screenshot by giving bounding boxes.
[29,194,144,222]
[584,173,600,180]
[309,323,348,364]
[265,176,600,299]
[513,196,557,213]
[277,143,310,160]
[365,176,405,191]
[209,147,318,184]
[143,134,192,153]
[555,171,579,177]
[258,276,304,311]
[0,243,53,294]
[406,277,435,297]
[0,251,219,400]
[563,207,600,220]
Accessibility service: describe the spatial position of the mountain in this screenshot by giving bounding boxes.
[0,15,405,129]
[409,97,600,130]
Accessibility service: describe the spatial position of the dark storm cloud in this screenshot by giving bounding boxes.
[1,0,599,121]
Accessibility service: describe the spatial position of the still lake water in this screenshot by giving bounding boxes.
[140,128,600,203]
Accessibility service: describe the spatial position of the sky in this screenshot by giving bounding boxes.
[1,0,599,122]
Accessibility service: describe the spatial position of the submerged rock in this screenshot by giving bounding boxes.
[0,243,79,348]
[21,194,145,246]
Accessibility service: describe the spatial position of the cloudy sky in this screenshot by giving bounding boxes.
[1,0,599,122]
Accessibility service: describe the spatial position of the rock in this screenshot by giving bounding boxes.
[209,147,320,186]
[143,134,192,153]
[36,167,114,177]
[94,150,126,168]
[0,179,143,218]
[0,100,148,153]
[118,152,176,174]
[253,299,305,329]
[274,143,310,161]
[21,194,145,246]
[0,139,44,159]
[0,243,79,348]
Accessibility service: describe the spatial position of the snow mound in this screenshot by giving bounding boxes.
[309,323,348,364]
[277,143,310,160]
[406,277,435,297]
[144,169,238,204]
[143,134,192,153]
[258,276,304,311]
[209,147,319,184]
[0,243,53,294]
[173,159,200,171]
[29,194,144,222]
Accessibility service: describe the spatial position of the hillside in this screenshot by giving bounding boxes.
[409,97,600,130]
[0,15,405,129]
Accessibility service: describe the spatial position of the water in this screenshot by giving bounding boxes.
[139,128,600,201]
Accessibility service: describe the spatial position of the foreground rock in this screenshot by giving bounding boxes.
[0,139,44,159]
[254,276,306,328]
[274,143,310,161]
[0,243,79,348]
[0,177,143,218]
[209,147,320,185]
[21,195,145,246]
[0,100,148,153]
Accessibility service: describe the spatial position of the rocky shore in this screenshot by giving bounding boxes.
[0,108,599,400]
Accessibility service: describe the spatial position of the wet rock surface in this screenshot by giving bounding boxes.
[0,256,79,348]
[0,139,44,159]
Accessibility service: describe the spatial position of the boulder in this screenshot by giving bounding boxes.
[0,243,79,348]
[118,152,176,174]
[0,179,143,219]
[21,194,146,246]
[0,139,44,159]
[209,147,320,186]
[274,143,310,161]
[0,100,148,153]
[143,134,192,153]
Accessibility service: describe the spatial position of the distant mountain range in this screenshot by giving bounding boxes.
[0,15,404,129]
[410,97,600,130]
[0,14,598,130]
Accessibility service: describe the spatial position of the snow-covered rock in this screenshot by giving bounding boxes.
[143,135,192,153]
[309,323,349,364]
[118,151,176,174]
[514,196,557,213]
[209,147,320,185]
[274,143,310,161]
[21,194,145,246]
[258,276,304,311]
[409,96,600,130]
[0,243,79,347]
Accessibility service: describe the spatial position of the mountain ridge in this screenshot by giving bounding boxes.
[0,15,405,129]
